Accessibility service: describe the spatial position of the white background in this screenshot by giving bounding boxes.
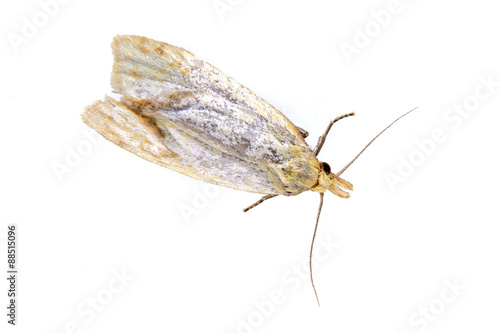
[1,0,499,332]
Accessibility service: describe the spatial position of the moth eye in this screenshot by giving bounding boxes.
[321,162,331,174]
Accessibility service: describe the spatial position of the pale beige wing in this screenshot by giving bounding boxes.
[111,35,308,149]
[84,35,322,195]
[82,96,318,195]
[82,96,178,169]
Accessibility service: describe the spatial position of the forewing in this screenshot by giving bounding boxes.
[86,35,321,195]
[83,96,317,195]
[111,35,307,148]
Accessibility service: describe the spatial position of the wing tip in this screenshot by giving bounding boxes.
[82,96,178,163]
[82,96,121,146]
[82,98,105,127]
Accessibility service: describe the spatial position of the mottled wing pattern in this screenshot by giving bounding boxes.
[83,35,321,195]
[82,96,180,169]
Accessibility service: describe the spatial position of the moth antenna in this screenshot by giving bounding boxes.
[314,112,355,156]
[335,107,418,178]
[310,192,324,307]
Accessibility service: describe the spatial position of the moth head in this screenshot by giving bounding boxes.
[320,162,353,198]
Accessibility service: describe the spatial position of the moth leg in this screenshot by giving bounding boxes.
[296,126,309,138]
[313,112,355,156]
[243,194,278,212]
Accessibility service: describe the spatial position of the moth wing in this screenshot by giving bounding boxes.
[111,35,306,144]
[82,96,180,170]
[82,96,307,195]
[92,35,321,195]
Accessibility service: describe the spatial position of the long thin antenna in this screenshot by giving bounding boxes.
[314,112,355,156]
[335,107,418,178]
[310,192,324,306]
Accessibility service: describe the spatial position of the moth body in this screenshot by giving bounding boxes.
[82,35,416,306]
[83,35,352,199]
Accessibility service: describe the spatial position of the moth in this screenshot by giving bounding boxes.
[83,35,416,305]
